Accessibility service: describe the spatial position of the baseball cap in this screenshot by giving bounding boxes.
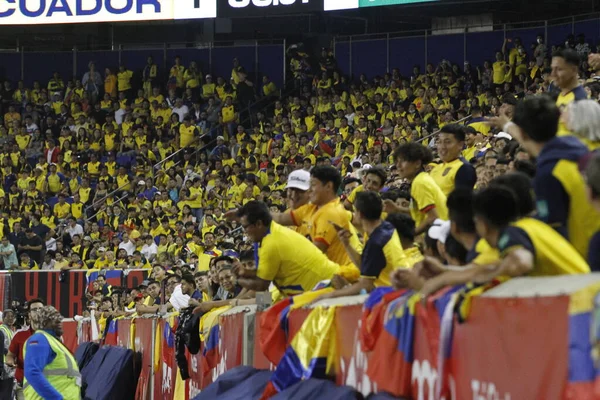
[495,132,512,141]
[216,135,224,141]
[138,180,146,186]
[286,169,310,191]
[428,219,451,244]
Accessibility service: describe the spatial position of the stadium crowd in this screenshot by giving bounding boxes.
[1,31,600,395]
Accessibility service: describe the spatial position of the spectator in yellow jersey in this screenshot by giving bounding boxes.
[305,166,362,267]
[169,56,186,94]
[177,116,198,149]
[262,76,278,98]
[117,64,134,100]
[52,194,71,221]
[392,143,449,235]
[313,191,408,303]
[343,167,387,211]
[429,124,477,196]
[492,46,507,87]
[233,201,341,296]
[104,67,117,99]
[552,48,588,135]
[202,75,216,99]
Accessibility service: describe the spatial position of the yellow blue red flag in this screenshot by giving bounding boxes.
[261,306,338,399]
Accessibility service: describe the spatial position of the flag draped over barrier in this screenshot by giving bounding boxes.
[566,282,600,399]
[200,305,232,370]
[261,306,338,399]
[259,288,335,365]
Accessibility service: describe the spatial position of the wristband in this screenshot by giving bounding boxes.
[502,121,515,132]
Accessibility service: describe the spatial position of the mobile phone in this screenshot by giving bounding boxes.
[329,220,344,231]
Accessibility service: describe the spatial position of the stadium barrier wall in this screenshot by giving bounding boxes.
[0,42,285,89]
[63,274,600,400]
[334,17,600,77]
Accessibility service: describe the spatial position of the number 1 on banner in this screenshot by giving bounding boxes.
[174,0,217,19]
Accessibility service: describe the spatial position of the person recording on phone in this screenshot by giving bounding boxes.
[313,191,409,303]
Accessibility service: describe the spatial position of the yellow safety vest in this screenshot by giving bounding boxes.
[0,324,13,362]
[23,330,81,400]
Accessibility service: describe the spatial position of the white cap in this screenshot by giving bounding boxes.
[138,180,145,186]
[216,135,225,141]
[495,132,512,141]
[428,219,451,244]
[98,247,106,252]
[286,169,311,191]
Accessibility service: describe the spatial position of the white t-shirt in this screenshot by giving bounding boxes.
[169,284,191,312]
[118,240,136,256]
[141,243,158,260]
[66,223,84,239]
[172,105,189,122]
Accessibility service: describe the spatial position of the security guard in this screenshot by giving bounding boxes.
[23,306,81,400]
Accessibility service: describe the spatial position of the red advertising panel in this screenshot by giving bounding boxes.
[117,318,133,348]
[0,272,9,311]
[11,271,87,317]
[134,318,155,400]
[253,311,274,370]
[449,296,569,400]
[62,320,79,354]
[335,305,376,396]
[411,301,445,399]
[218,311,245,374]
[154,318,178,400]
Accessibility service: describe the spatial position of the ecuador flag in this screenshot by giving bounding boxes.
[200,305,232,370]
[261,306,338,399]
[259,288,335,365]
[365,290,419,396]
[565,281,600,399]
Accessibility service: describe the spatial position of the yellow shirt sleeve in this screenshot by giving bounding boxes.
[290,204,312,227]
[411,178,436,212]
[313,216,337,247]
[255,242,279,282]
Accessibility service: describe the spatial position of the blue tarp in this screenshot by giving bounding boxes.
[194,366,363,400]
[80,345,139,400]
